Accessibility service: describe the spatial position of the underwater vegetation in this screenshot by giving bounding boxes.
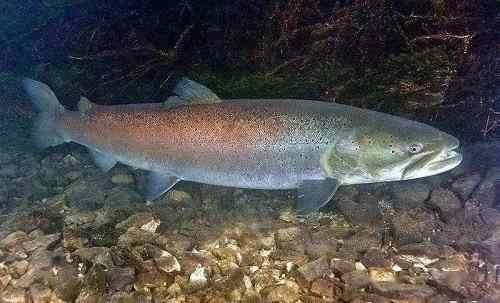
[0,0,499,302]
[1,0,499,140]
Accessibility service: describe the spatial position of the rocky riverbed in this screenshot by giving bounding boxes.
[1,131,500,302]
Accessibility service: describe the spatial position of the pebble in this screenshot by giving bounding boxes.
[480,207,500,226]
[117,227,159,246]
[330,258,356,276]
[0,285,26,303]
[154,250,181,273]
[189,264,208,289]
[265,283,299,303]
[12,248,52,288]
[0,273,12,292]
[310,278,335,298]
[297,257,330,283]
[106,267,135,291]
[398,242,456,259]
[479,225,500,263]
[0,231,29,249]
[9,260,29,278]
[22,233,60,253]
[368,267,396,282]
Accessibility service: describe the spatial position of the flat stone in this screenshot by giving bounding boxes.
[361,248,391,268]
[29,283,52,303]
[429,269,467,293]
[480,208,500,226]
[391,209,438,245]
[398,242,456,259]
[75,265,107,303]
[275,227,302,244]
[310,278,335,298]
[330,258,356,276]
[106,266,135,291]
[451,173,481,200]
[392,181,430,209]
[371,281,436,301]
[22,233,60,252]
[64,213,96,226]
[341,270,370,289]
[432,254,467,272]
[12,248,52,288]
[0,231,29,249]
[111,173,135,185]
[427,189,462,222]
[265,284,299,303]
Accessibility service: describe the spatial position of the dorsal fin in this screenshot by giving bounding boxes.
[163,78,222,109]
[78,96,94,113]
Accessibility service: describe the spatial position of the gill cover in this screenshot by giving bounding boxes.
[320,130,363,177]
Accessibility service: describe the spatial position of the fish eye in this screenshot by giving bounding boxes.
[408,143,423,154]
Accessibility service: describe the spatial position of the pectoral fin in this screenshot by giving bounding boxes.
[144,171,179,201]
[88,149,117,172]
[297,178,340,215]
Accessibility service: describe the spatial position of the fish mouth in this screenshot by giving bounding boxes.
[402,144,462,180]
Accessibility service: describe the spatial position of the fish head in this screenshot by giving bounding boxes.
[324,117,462,183]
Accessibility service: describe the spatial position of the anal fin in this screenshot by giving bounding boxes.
[144,171,179,201]
[297,178,340,215]
[88,149,117,172]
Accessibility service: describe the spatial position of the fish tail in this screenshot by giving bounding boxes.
[22,78,66,149]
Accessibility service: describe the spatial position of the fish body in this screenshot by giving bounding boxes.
[23,78,462,214]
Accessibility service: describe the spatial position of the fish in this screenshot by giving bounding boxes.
[22,78,462,214]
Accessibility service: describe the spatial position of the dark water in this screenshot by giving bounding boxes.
[0,1,500,302]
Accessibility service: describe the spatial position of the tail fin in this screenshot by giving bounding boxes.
[22,78,66,149]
